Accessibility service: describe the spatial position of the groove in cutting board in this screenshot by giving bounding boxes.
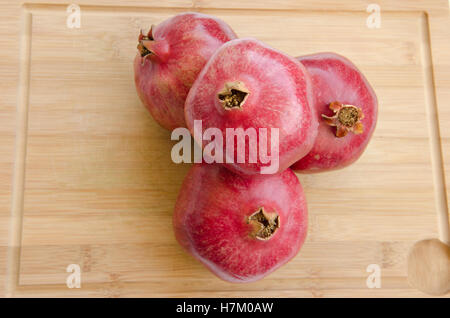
[420,12,450,244]
[7,8,32,297]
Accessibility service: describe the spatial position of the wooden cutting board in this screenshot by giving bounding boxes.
[0,0,449,297]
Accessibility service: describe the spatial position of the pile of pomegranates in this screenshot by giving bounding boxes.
[134,13,378,283]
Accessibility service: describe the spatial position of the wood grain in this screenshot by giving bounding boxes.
[0,0,449,297]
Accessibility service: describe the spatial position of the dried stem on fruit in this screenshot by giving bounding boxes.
[217,81,250,110]
[322,101,364,137]
[137,26,155,65]
[247,207,280,240]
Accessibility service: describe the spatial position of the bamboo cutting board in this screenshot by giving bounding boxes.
[0,0,449,297]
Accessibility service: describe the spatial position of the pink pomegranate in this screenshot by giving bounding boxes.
[291,52,378,173]
[134,13,237,130]
[184,38,318,175]
[173,164,308,283]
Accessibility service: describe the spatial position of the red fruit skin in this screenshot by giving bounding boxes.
[184,38,318,175]
[291,52,378,173]
[173,164,308,283]
[134,13,237,130]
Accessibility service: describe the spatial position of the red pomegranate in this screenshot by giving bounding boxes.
[134,13,237,130]
[292,52,378,173]
[173,164,308,283]
[184,38,318,175]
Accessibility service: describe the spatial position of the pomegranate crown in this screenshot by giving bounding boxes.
[137,26,155,65]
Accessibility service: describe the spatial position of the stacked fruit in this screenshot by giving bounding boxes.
[134,13,378,283]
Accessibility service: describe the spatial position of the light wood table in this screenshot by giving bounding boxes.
[0,0,449,297]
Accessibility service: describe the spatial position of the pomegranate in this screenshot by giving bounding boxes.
[291,52,378,173]
[184,38,318,175]
[134,13,237,130]
[173,164,308,283]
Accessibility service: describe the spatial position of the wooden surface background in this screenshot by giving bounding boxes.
[0,0,449,297]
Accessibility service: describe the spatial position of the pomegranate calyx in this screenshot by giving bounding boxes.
[217,81,249,110]
[247,207,280,240]
[137,27,156,65]
[322,101,364,138]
